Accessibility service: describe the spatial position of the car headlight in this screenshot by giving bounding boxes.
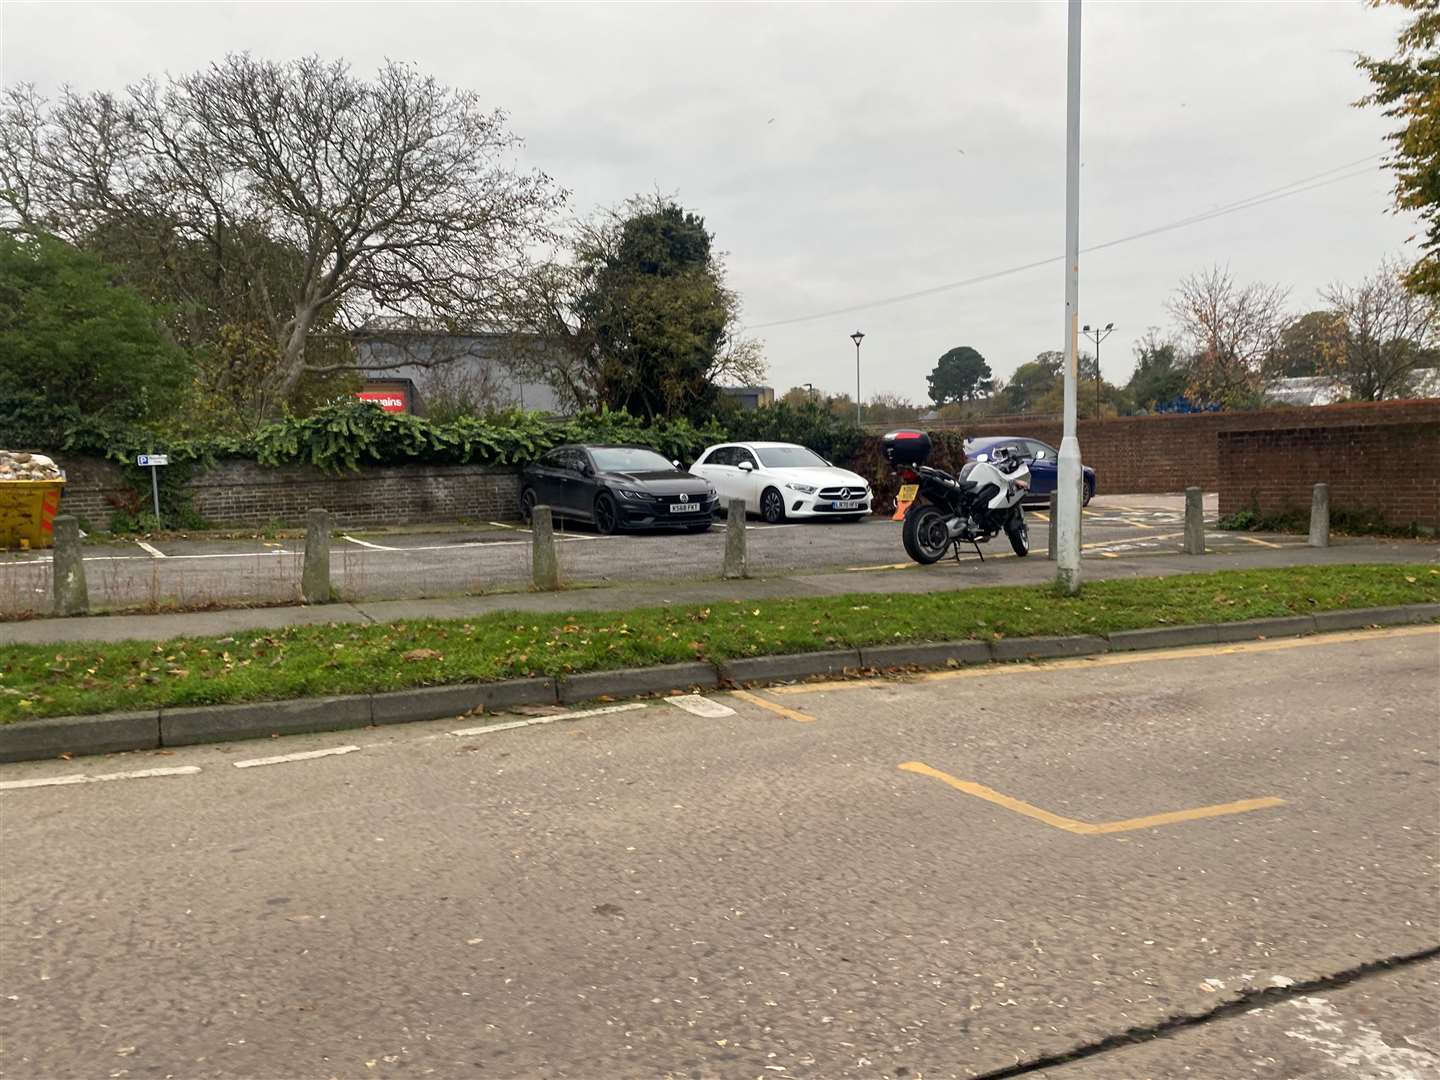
[785,483,818,495]
[617,489,648,500]
[707,486,717,499]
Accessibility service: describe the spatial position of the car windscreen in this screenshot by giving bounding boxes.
[756,446,828,468]
[590,447,675,473]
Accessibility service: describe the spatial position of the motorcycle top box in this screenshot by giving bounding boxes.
[881,429,931,467]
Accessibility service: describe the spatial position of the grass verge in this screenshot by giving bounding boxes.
[2,564,1436,722]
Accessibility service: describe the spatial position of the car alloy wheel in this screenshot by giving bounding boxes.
[760,487,786,524]
[593,492,619,535]
[520,487,537,524]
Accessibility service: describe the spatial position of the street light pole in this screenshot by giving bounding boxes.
[1081,322,1114,418]
[850,331,865,427]
[1055,0,1083,596]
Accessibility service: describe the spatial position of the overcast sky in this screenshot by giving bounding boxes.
[1,1,1421,401]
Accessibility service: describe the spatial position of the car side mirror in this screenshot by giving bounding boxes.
[738,461,755,472]
[580,463,594,477]
[1034,449,1047,459]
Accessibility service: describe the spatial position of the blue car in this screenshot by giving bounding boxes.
[965,436,1096,506]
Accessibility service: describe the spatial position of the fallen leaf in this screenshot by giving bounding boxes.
[402,648,443,662]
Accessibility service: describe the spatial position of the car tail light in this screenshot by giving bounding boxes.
[900,468,918,483]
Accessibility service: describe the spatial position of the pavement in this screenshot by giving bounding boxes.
[0,493,1368,620]
[2,494,1437,646]
[1,625,1436,1078]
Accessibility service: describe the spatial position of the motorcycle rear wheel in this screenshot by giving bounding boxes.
[902,505,952,565]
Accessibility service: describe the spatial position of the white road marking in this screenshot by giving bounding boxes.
[666,695,737,718]
[450,701,649,737]
[135,540,167,558]
[232,745,361,769]
[341,534,399,551]
[0,765,201,791]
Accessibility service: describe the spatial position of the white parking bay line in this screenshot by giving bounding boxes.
[666,695,736,718]
[0,765,201,791]
[341,534,400,551]
[135,540,167,558]
[451,701,649,737]
[233,745,360,769]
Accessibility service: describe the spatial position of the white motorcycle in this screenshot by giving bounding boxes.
[881,430,1032,564]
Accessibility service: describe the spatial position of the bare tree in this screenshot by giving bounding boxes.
[1320,256,1439,400]
[1167,266,1290,408]
[0,55,565,404]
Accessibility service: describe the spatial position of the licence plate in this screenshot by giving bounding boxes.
[897,484,919,502]
[670,502,702,513]
[831,500,862,510]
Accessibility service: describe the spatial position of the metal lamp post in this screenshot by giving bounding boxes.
[1081,322,1114,418]
[1055,0,1084,596]
[850,331,865,427]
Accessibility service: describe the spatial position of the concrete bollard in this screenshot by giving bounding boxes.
[301,508,332,604]
[722,499,747,579]
[1309,483,1330,548]
[50,515,89,616]
[1183,486,1205,555]
[1046,491,1058,561]
[531,505,560,590]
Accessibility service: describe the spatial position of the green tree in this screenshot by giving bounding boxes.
[549,196,764,420]
[1125,331,1192,411]
[1272,311,1347,378]
[0,232,188,434]
[999,359,1061,413]
[926,346,993,405]
[1358,0,1440,297]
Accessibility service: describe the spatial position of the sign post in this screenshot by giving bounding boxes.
[136,454,169,526]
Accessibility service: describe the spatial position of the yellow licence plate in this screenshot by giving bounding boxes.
[897,484,919,502]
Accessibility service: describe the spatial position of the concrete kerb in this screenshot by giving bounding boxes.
[719,648,862,685]
[3,607,1436,764]
[859,640,993,669]
[558,662,719,704]
[991,634,1108,661]
[0,710,160,764]
[371,677,558,725]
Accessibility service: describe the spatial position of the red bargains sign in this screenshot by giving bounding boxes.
[356,391,407,413]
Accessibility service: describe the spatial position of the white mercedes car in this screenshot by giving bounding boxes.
[690,441,872,523]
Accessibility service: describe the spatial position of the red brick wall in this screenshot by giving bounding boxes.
[1217,411,1440,529]
[971,400,1440,496]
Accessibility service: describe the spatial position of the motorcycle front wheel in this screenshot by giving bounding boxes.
[1005,508,1030,557]
[902,505,952,565]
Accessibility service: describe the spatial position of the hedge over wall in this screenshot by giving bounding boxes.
[46,399,965,514]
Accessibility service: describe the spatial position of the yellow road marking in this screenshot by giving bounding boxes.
[1031,512,1049,522]
[769,625,1439,695]
[1236,534,1283,549]
[1084,531,1184,551]
[845,562,916,572]
[1121,519,1154,530]
[898,761,1285,835]
[729,689,815,723]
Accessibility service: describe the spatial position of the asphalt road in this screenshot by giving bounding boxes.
[0,494,1315,616]
[2,625,1436,1078]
